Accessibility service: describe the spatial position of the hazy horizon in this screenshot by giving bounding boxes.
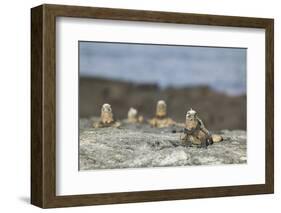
[79,41,247,96]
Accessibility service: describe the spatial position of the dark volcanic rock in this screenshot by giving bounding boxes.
[79,118,247,170]
[79,77,246,130]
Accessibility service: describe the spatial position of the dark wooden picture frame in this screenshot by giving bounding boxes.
[31,4,274,208]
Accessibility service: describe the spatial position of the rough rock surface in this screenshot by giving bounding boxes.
[79,118,247,170]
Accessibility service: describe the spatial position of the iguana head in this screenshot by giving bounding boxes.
[156,100,167,118]
[128,107,138,122]
[186,108,197,120]
[101,103,114,124]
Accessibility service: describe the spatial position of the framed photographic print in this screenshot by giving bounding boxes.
[31,4,274,208]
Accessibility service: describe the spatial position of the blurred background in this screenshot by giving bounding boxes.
[79,42,246,130]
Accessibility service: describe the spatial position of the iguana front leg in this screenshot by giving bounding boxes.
[181,129,192,147]
[185,136,192,147]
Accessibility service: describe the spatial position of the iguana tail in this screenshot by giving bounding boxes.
[211,134,223,143]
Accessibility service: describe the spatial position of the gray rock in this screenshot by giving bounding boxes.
[79,119,247,170]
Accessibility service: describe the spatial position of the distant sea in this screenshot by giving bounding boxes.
[79,42,247,96]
